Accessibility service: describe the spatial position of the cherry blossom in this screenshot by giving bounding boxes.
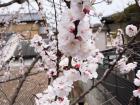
[35,0,105,104]
[47,68,57,78]
[125,24,138,37]
[63,69,81,82]
[80,61,98,82]
[52,76,73,97]
[134,78,140,87]
[117,56,137,74]
[2,0,140,105]
[136,70,140,78]
[133,89,140,98]
[30,34,56,72]
[133,70,140,98]
[35,86,56,105]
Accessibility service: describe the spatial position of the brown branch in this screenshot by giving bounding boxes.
[0,71,44,84]
[128,96,136,105]
[9,55,40,105]
[0,0,27,7]
[71,30,140,105]
[0,0,16,7]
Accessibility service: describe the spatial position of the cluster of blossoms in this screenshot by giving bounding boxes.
[113,24,140,99]
[125,24,140,98]
[133,70,140,98]
[30,35,57,77]
[114,25,138,74]
[114,24,138,53]
[34,0,104,105]
[117,56,137,74]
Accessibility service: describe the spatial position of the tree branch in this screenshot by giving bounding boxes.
[0,0,16,7]
[71,30,140,105]
[9,55,40,105]
[0,0,27,7]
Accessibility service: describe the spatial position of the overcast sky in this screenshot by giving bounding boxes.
[94,0,135,16]
[0,0,136,28]
[0,0,136,16]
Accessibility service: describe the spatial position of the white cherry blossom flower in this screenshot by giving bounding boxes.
[47,68,57,78]
[52,76,73,97]
[125,24,137,37]
[136,70,140,79]
[117,56,137,74]
[80,63,98,82]
[63,69,81,82]
[133,89,140,98]
[134,78,140,87]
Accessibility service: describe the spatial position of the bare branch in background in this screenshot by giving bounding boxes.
[0,0,16,7]
[0,71,45,84]
[0,0,27,7]
[9,55,40,105]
